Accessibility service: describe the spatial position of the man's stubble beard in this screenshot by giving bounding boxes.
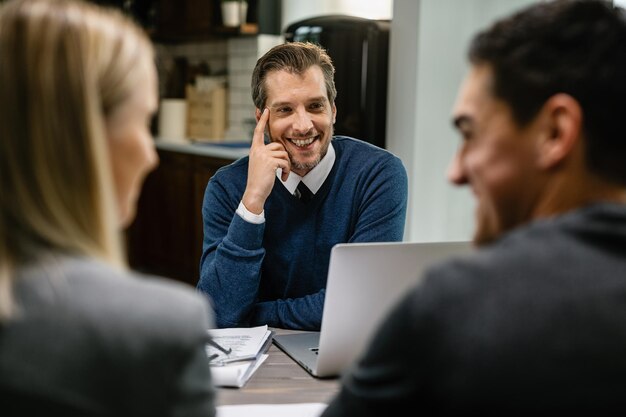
[289,126,333,172]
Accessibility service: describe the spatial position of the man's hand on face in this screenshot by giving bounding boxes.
[242,108,291,214]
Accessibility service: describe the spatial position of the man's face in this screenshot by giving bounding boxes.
[448,64,546,245]
[257,66,336,177]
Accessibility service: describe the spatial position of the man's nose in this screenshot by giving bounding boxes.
[292,109,313,134]
[446,151,467,186]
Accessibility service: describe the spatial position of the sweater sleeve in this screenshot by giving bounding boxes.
[251,288,325,330]
[169,332,217,417]
[197,175,265,328]
[162,293,217,417]
[349,154,408,243]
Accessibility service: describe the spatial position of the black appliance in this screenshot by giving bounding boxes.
[284,15,390,149]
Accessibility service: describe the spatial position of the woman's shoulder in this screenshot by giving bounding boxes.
[16,256,212,339]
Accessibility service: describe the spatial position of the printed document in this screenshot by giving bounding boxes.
[206,325,273,388]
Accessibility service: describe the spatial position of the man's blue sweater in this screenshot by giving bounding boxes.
[198,136,408,330]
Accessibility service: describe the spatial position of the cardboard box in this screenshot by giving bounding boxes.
[186,84,227,142]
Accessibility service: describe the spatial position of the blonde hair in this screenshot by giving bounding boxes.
[0,0,155,319]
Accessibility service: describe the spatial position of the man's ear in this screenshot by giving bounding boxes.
[332,103,337,124]
[255,108,262,122]
[535,93,583,170]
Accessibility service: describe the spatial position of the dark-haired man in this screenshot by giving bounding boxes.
[322,1,626,415]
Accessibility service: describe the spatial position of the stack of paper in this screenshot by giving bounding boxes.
[217,403,328,417]
[206,325,273,388]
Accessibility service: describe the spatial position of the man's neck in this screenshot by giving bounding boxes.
[534,171,626,219]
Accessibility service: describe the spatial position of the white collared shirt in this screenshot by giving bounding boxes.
[236,143,336,224]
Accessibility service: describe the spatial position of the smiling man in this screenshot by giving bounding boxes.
[197,42,408,330]
[320,1,626,415]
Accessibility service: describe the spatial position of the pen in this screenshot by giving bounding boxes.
[210,354,258,367]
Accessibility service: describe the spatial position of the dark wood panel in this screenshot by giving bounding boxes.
[126,149,234,287]
[153,0,220,41]
[192,156,229,276]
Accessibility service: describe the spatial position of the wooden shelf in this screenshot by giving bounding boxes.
[213,22,259,35]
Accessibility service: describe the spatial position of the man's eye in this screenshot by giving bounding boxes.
[310,102,324,110]
[277,107,291,113]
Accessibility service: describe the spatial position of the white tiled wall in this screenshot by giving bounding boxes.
[225,35,283,141]
[155,40,228,97]
[155,35,282,142]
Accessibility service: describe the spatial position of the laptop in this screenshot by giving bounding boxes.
[272,240,472,378]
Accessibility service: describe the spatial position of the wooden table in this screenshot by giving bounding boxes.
[216,328,341,406]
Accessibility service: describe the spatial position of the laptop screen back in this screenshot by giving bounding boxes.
[315,241,472,377]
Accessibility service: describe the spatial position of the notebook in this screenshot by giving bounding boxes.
[272,240,472,378]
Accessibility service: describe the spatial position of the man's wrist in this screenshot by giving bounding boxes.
[236,201,265,224]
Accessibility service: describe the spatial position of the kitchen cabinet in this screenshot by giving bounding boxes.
[153,0,221,41]
[151,0,281,42]
[89,0,281,41]
[90,0,221,40]
[126,148,237,286]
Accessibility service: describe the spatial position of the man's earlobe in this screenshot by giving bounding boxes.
[536,93,582,169]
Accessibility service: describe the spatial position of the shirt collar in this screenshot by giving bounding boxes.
[277,142,335,195]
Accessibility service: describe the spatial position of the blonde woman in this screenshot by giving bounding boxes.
[0,0,216,415]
